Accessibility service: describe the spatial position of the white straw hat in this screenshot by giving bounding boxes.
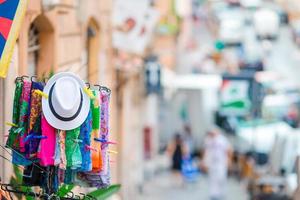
[42,72,90,130]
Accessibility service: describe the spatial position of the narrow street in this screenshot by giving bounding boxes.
[139,172,249,200]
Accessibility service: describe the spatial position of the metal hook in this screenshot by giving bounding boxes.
[101,86,111,94]
[31,75,37,82]
[49,193,60,200]
[15,77,22,83]
[41,193,50,200]
[67,191,75,198]
[3,185,14,200]
[21,75,29,81]
[94,84,101,91]
[94,84,111,94]
[79,193,86,200]
[86,82,91,89]
[0,184,6,191]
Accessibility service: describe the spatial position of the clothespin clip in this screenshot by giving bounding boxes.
[24,134,47,143]
[85,145,97,152]
[94,138,104,143]
[5,122,18,127]
[34,135,47,139]
[108,150,118,154]
[34,90,48,99]
[83,87,95,99]
[106,140,118,145]
[94,138,117,145]
[73,139,83,143]
[24,134,34,142]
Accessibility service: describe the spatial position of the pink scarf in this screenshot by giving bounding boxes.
[37,115,56,166]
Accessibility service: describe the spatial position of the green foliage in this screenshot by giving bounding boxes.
[57,184,121,200]
[57,184,75,197]
[87,184,121,200]
[10,165,34,200]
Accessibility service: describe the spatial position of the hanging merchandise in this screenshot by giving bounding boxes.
[79,111,93,172]
[90,89,103,172]
[99,89,111,186]
[0,0,28,78]
[76,86,112,188]
[65,127,82,169]
[26,81,44,159]
[1,72,115,198]
[37,114,56,166]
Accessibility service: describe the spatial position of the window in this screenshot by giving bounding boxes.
[27,24,40,77]
[86,19,100,83]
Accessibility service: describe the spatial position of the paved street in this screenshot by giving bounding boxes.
[138,172,249,200]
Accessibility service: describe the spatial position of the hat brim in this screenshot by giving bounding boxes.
[42,72,90,130]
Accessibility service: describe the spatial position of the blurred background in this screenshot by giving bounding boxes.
[2,0,300,199]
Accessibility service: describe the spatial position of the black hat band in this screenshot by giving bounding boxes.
[48,83,83,122]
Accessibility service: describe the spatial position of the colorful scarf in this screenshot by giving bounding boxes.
[37,115,56,166]
[6,80,23,149]
[91,90,102,172]
[79,111,92,172]
[19,80,32,153]
[59,130,67,170]
[65,127,82,169]
[99,90,111,185]
[12,81,32,166]
[25,81,44,158]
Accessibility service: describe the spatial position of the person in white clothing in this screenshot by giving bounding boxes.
[203,128,232,200]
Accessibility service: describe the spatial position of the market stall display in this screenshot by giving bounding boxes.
[0,72,115,198]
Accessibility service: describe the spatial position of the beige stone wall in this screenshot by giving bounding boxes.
[0,1,160,198]
[118,74,145,199]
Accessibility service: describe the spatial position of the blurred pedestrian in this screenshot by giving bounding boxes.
[167,133,187,187]
[283,104,299,128]
[183,125,195,157]
[203,127,232,200]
